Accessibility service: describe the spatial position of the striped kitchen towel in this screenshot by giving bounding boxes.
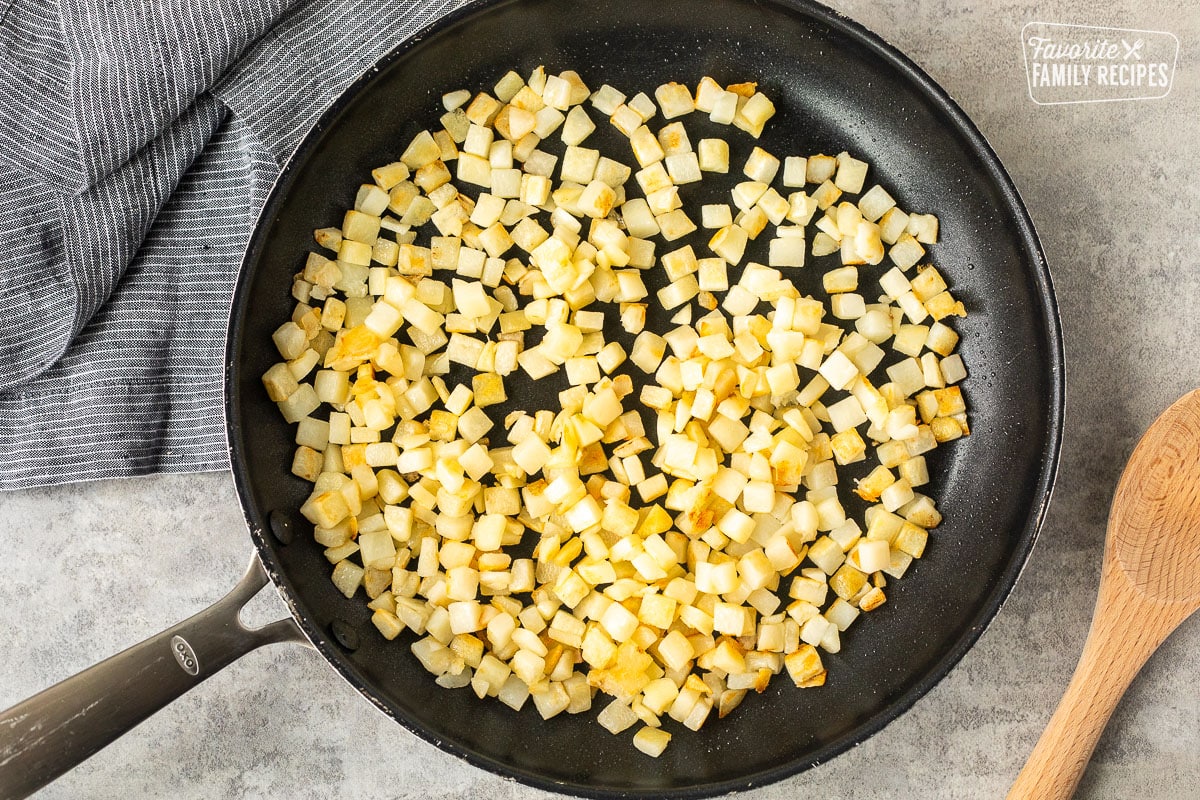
[0,0,467,490]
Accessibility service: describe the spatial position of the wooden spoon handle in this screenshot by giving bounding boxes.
[1006,632,1142,797]
[1008,565,1181,800]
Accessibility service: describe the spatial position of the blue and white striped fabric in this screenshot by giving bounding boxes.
[0,0,467,489]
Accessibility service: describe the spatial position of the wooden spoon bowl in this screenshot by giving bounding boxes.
[1008,388,1200,799]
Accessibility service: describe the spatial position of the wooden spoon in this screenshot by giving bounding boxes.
[1008,388,1200,799]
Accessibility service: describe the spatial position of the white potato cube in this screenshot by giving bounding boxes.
[886,358,926,397]
[709,90,738,124]
[578,180,618,218]
[768,237,806,268]
[697,139,730,173]
[442,89,471,111]
[542,74,572,109]
[907,213,939,244]
[496,106,537,142]
[697,258,728,292]
[628,91,657,121]
[831,293,866,320]
[787,192,818,226]
[823,265,858,294]
[811,180,842,210]
[826,396,868,432]
[655,82,696,118]
[491,167,522,198]
[806,154,837,183]
[562,105,596,146]
[811,218,841,254]
[757,189,790,225]
[633,726,671,757]
[494,70,524,103]
[694,76,724,112]
[783,156,808,187]
[590,84,626,114]
[656,209,696,241]
[854,220,885,265]
[656,121,692,155]
[819,350,859,390]
[897,291,928,324]
[595,156,632,187]
[646,186,680,215]
[452,279,491,318]
[610,103,643,136]
[940,353,967,384]
[834,152,869,193]
[858,185,896,222]
[878,206,910,244]
[559,69,590,105]
[630,331,667,372]
[456,153,492,187]
[657,275,699,309]
[596,341,627,374]
[879,267,911,299]
[665,152,702,184]
[629,126,665,166]
[889,233,926,270]
[926,320,960,356]
[561,146,600,184]
[400,130,441,169]
[635,161,672,196]
[734,92,775,137]
[743,147,781,183]
[469,193,506,228]
[523,149,558,178]
[702,204,733,229]
[731,180,768,211]
[709,223,748,266]
[535,107,566,138]
[520,174,552,207]
[621,198,661,239]
[463,123,494,156]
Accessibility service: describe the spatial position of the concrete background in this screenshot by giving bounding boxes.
[2,0,1198,797]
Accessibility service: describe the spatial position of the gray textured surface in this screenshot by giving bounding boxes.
[3,1,1199,798]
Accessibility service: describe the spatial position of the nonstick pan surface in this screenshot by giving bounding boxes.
[227,0,1063,796]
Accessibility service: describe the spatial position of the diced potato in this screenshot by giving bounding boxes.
[782,156,807,187]
[633,726,672,757]
[262,362,300,402]
[734,92,775,137]
[769,237,805,268]
[744,147,780,183]
[655,82,695,118]
[806,154,837,183]
[331,560,364,598]
[697,139,729,172]
[400,130,441,169]
[907,213,939,244]
[709,224,748,265]
[666,152,702,184]
[693,76,723,112]
[285,66,972,755]
[589,83,625,114]
[834,152,869,194]
[709,90,738,124]
[889,233,926,270]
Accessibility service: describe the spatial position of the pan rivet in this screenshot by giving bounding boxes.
[268,510,294,545]
[332,619,360,651]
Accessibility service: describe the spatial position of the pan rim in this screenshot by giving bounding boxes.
[224,0,1064,796]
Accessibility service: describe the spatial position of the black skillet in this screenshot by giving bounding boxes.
[0,0,1063,797]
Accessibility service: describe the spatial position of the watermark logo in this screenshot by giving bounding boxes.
[1022,22,1178,105]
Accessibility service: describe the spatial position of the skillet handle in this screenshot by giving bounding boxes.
[0,554,307,799]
